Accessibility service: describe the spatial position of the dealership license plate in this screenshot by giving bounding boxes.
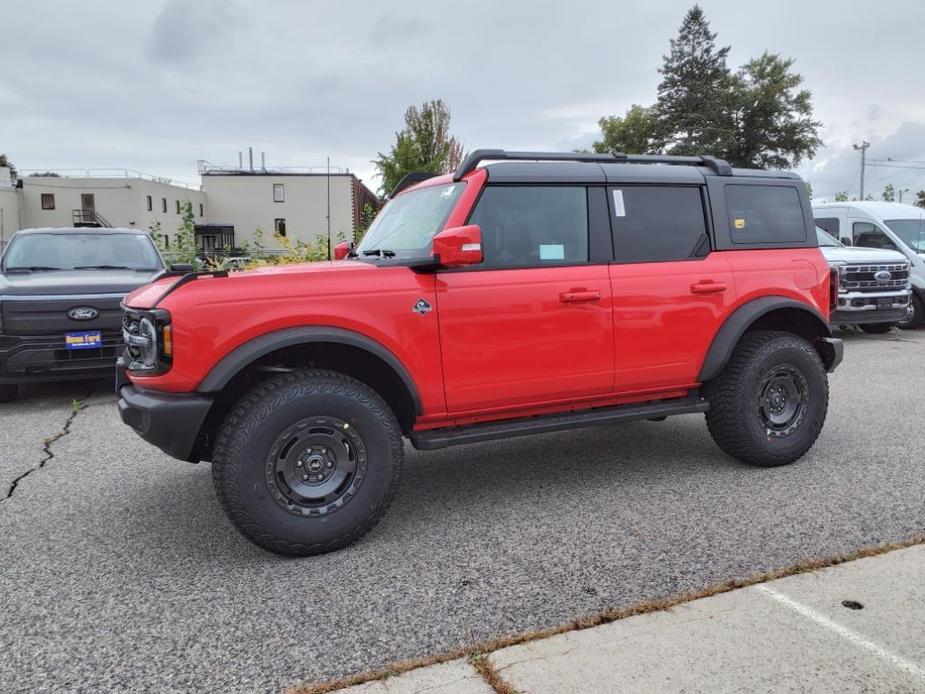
[65,331,102,350]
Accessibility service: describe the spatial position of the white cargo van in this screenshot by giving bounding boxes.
[812,201,925,328]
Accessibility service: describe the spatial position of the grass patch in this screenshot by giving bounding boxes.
[287,533,925,694]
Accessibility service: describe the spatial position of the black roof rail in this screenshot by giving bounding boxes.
[452,149,734,180]
[390,171,436,198]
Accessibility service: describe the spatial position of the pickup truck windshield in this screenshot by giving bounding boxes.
[358,183,465,258]
[884,218,925,253]
[3,233,162,272]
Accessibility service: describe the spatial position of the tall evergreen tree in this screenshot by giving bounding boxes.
[656,5,735,156]
[374,100,464,196]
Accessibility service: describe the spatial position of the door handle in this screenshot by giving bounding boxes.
[560,290,602,303]
[690,281,727,295]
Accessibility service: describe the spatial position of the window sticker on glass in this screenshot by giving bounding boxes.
[539,244,565,260]
[612,189,626,217]
[734,218,746,230]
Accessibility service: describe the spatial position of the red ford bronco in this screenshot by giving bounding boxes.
[118,150,843,556]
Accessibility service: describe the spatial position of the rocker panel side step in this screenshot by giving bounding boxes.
[410,396,709,450]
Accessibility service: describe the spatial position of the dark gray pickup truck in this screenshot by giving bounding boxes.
[0,228,166,401]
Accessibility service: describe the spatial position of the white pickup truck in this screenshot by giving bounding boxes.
[816,228,912,333]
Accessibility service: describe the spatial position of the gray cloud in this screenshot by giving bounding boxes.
[1,0,924,193]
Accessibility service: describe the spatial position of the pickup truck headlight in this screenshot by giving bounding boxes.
[123,309,172,373]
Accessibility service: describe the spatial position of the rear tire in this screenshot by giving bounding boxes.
[704,331,828,467]
[860,323,893,334]
[212,369,403,556]
[897,294,924,330]
[0,384,18,403]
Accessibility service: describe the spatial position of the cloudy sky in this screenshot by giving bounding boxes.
[2,0,925,200]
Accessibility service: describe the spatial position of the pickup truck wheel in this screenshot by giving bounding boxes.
[0,384,18,403]
[211,369,403,556]
[896,294,924,330]
[860,323,893,334]
[704,330,828,467]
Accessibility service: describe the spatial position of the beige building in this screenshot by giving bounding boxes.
[0,163,379,257]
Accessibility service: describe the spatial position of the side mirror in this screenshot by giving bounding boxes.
[170,263,194,273]
[432,225,483,267]
[333,241,352,260]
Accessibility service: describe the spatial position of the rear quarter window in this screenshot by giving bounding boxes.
[726,185,806,244]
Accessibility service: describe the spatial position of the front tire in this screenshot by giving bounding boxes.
[212,369,403,556]
[0,384,18,403]
[704,331,828,467]
[897,294,924,330]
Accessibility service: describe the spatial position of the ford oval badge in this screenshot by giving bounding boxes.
[68,306,99,321]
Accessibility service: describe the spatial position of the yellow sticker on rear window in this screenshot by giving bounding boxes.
[734,218,746,229]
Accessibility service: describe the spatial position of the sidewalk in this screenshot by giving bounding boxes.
[330,543,925,693]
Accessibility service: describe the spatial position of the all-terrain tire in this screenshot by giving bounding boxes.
[212,369,403,556]
[0,384,18,403]
[860,323,893,334]
[897,294,924,330]
[703,330,828,467]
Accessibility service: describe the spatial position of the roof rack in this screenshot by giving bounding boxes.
[390,171,436,197]
[452,149,733,180]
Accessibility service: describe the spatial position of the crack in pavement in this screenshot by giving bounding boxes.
[3,392,93,500]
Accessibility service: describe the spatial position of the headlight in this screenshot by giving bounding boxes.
[123,309,172,373]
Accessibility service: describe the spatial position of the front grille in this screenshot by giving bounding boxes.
[1,297,124,335]
[842,263,910,292]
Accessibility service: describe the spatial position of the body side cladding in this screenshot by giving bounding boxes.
[697,296,836,382]
[196,326,423,415]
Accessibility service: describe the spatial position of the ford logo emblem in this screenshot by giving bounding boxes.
[874,270,892,283]
[68,306,99,321]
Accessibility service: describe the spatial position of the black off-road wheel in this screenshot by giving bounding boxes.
[0,384,18,403]
[704,330,829,467]
[212,369,403,556]
[860,323,893,334]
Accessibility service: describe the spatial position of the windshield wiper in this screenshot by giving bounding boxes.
[5,266,63,272]
[361,249,396,258]
[74,265,132,270]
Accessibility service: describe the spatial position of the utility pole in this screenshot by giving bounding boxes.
[326,156,332,261]
[853,141,870,200]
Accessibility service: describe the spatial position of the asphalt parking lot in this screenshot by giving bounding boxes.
[1,330,923,693]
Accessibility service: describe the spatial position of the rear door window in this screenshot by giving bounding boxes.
[814,217,840,239]
[469,186,588,268]
[609,186,709,263]
[726,185,806,244]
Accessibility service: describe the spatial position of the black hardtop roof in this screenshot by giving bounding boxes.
[14,227,148,236]
[455,149,802,185]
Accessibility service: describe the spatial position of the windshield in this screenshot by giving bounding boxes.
[884,218,925,253]
[357,183,465,258]
[815,227,843,247]
[2,233,163,271]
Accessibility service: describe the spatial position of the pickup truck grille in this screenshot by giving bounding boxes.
[842,264,909,292]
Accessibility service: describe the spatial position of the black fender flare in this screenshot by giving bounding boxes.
[197,326,422,415]
[697,296,833,382]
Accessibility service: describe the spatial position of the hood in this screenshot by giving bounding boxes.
[0,269,165,297]
[123,260,377,310]
[819,246,908,265]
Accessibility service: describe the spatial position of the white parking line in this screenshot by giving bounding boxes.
[757,585,925,682]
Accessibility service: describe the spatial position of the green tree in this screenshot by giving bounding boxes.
[592,105,661,154]
[656,5,736,157]
[174,201,198,264]
[374,99,464,195]
[915,190,925,209]
[834,191,849,202]
[805,181,813,199]
[727,53,822,168]
[355,202,378,242]
[882,183,895,202]
[0,154,16,183]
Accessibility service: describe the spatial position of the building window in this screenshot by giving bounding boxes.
[146,195,153,211]
[161,198,167,213]
[273,183,285,203]
[199,203,204,217]
[41,193,55,210]
[175,200,181,214]
[163,234,170,249]
[274,218,287,236]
